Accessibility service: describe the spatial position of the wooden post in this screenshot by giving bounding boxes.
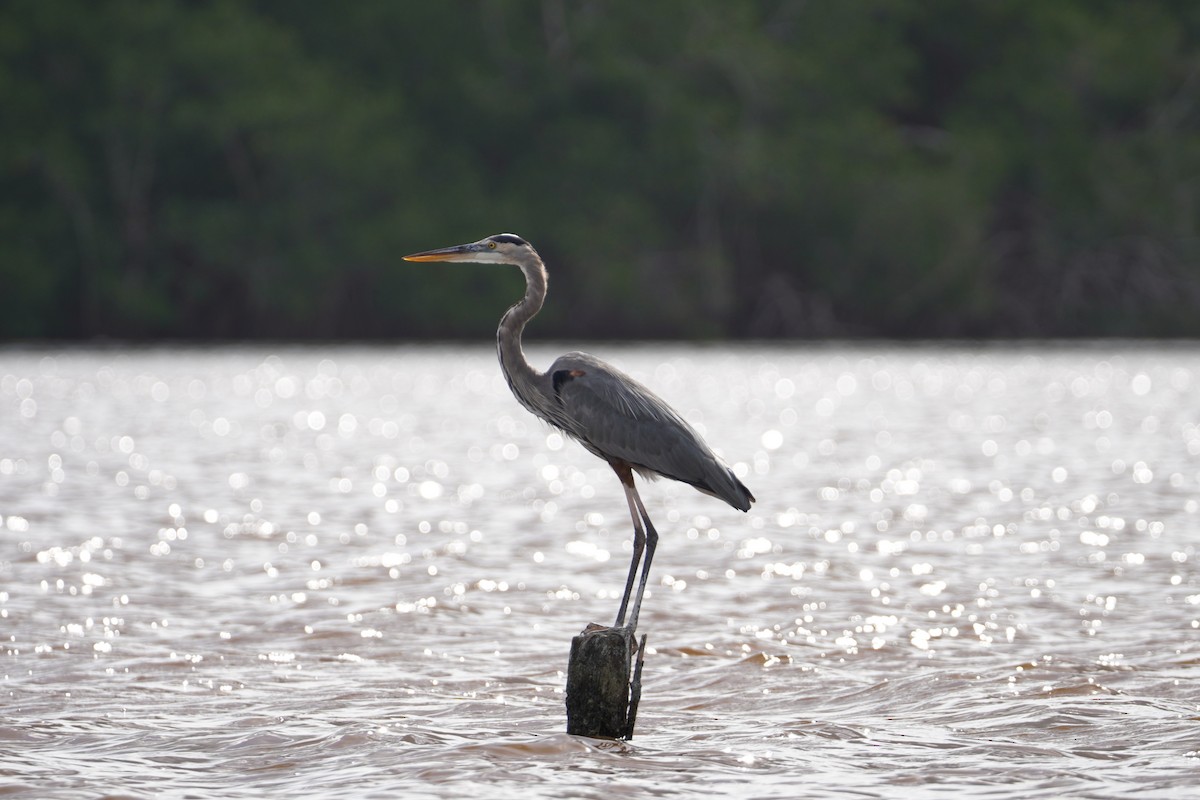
[565,624,647,739]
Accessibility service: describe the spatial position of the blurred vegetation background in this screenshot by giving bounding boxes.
[3,0,1200,341]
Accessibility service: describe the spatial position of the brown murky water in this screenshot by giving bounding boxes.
[2,343,1198,798]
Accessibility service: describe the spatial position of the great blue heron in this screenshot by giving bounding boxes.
[404,233,755,631]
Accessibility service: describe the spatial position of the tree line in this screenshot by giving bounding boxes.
[3,1,1199,340]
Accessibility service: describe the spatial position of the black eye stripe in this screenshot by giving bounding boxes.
[490,234,527,246]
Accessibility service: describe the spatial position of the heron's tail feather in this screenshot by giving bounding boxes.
[690,463,755,512]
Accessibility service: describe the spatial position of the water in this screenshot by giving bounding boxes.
[1,343,1197,799]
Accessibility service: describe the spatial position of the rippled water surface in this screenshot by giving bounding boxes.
[2,343,1198,798]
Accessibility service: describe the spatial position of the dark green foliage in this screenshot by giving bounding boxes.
[2,1,1198,339]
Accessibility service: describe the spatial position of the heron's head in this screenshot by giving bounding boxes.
[403,233,533,265]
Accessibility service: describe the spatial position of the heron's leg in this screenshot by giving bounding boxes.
[624,487,659,632]
[614,481,646,628]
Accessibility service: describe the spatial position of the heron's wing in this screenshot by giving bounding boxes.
[547,352,753,510]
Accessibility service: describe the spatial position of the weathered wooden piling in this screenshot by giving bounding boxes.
[565,624,647,739]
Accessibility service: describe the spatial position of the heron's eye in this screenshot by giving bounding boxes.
[488,241,497,249]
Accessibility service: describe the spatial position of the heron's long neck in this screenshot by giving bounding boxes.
[497,253,548,411]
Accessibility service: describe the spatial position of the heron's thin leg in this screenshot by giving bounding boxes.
[614,481,645,628]
[624,486,659,632]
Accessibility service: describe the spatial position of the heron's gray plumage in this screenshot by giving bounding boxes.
[547,352,754,511]
[403,233,755,629]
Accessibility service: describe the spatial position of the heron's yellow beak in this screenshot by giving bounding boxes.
[402,242,483,262]
[402,252,456,262]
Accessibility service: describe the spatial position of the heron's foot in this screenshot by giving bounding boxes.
[580,621,634,637]
[611,622,643,647]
